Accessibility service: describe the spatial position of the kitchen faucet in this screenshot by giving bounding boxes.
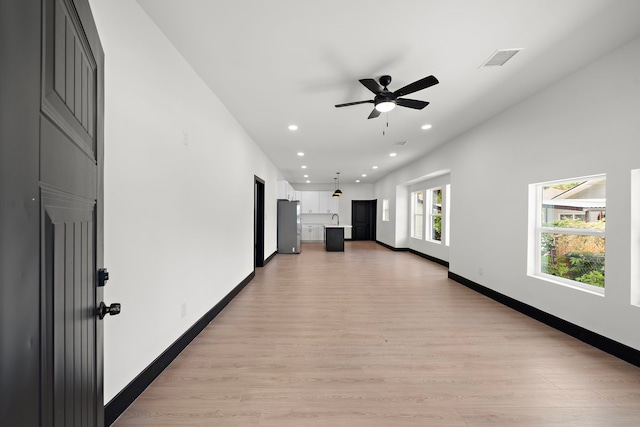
[332,214,340,225]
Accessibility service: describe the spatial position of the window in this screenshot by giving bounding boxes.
[631,169,640,306]
[411,191,424,239]
[382,199,390,222]
[530,175,606,293]
[445,184,451,246]
[427,187,442,242]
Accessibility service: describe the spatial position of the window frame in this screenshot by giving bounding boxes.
[445,184,451,247]
[382,199,390,222]
[426,187,442,244]
[530,174,606,295]
[411,190,424,239]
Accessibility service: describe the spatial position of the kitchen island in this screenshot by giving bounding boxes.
[323,225,352,252]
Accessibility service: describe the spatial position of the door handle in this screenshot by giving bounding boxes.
[98,302,121,319]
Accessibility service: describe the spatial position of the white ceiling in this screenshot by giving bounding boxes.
[135,0,640,186]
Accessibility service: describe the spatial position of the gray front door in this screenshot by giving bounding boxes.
[0,0,105,425]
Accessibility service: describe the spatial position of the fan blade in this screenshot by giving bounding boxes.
[367,108,381,119]
[396,98,429,110]
[393,75,439,97]
[359,78,384,94]
[335,100,374,108]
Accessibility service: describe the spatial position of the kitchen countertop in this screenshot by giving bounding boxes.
[323,224,353,228]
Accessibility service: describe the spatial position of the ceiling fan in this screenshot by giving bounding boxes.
[335,74,439,119]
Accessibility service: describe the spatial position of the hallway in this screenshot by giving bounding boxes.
[114,242,640,426]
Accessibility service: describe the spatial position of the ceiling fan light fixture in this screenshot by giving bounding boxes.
[335,74,438,119]
[375,101,396,113]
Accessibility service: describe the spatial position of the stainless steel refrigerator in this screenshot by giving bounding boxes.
[277,199,301,254]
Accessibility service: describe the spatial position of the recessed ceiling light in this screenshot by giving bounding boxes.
[372,166,378,169]
[297,152,304,156]
[306,180,310,183]
[362,174,367,177]
[288,125,298,131]
[303,174,308,178]
[421,124,432,130]
[389,152,397,157]
[301,165,307,169]
[356,180,360,183]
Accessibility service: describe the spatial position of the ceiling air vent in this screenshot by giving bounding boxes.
[393,140,407,146]
[480,48,523,68]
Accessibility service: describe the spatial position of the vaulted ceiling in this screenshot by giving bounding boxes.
[136,0,640,186]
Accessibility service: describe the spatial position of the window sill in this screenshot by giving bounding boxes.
[529,272,605,296]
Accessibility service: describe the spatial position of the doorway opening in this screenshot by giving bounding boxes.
[254,176,265,267]
[351,200,377,240]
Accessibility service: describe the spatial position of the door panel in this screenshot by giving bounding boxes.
[40,117,97,197]
[41,165,98,425]
[41,0,104,425]
[44,194,96,426]
[45,0,97,156]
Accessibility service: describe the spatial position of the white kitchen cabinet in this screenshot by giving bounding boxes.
[318,191,338,214]
[286,182,294,200]
[277,180,296,200]
[301,191,319,213]
[301,224,322,241]
[300,191,338,213]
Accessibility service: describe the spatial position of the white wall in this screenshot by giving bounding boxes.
[375,35,640,351]
[90,0,280,402]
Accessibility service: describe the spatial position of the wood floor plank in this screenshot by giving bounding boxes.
[113,242,640,426]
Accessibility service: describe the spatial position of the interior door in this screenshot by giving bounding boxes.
[0,0,106,425]
[352,200,377,241]
[254,176,265,267]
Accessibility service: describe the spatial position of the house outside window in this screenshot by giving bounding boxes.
[411,191,424,239]
[530,175,606,293]
[427,187,442,242]
[382,199,390,222]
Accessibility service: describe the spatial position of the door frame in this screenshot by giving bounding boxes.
[254,176,265,268]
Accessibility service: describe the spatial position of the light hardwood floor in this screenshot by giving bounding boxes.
[114,241,640,426]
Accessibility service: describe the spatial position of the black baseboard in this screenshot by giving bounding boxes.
[104,271,255,426]
[263,250,277,266]
[408,249,449,268]
[375,240,449,267]
[448,271,640,369]
[375,240,408,251]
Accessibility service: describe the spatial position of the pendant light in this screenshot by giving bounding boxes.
[332,172,342,198]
